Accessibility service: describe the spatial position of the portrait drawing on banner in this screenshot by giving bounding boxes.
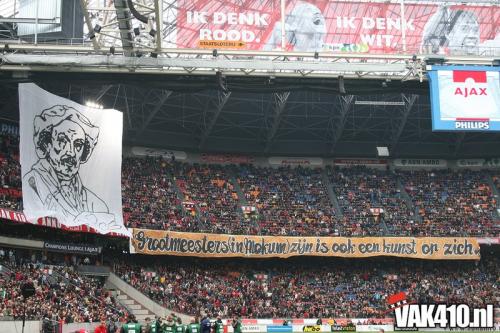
[22,104,121,232]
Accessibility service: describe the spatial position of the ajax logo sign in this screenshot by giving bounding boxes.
[387,292,495,331]
[452,71,488,98]
[450,71,491,130]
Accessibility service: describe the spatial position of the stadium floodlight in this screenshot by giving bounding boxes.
[86,101,104,109]
[355,100,405,106]
[93,24,102,33]
[149,28,156,37]
[376,146,389,157]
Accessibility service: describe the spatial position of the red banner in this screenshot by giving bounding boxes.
[175,1,499,55]
[0,188,22,198]
[0,208,28,223]
[0,207,124,237]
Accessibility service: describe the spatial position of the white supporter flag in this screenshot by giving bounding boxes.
[19,83,130,236]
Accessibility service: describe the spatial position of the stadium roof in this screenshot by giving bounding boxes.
[0,0,499,158]
[1,71,500,158]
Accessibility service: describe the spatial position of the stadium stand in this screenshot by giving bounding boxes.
[1,133,499,237]
[399,170,498,236]
[174,163,248,234]
[493,174,500,193]
[327,166,417,236]
[1,3,500,332]
[121,156,186,231]
[0,133,21,211]
[114,254,499,319]
[0,247,129,323]
[236,165,336,236]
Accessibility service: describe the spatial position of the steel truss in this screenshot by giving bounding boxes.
[0,47,497,80]
[0,0,499,79]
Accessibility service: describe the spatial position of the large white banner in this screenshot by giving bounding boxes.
[19,83,129,236]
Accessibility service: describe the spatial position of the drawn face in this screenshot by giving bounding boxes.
[46,120,86,181]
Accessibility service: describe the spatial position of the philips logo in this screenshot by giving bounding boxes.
[455,120,490,130]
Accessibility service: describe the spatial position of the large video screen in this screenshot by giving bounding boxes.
[428,66,500,131]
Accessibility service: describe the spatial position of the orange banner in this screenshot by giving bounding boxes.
[130,229,480,260]
[198,40,246,49]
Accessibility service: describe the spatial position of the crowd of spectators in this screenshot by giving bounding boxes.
[122,157,188,231]
[0,247,128,323]
[3,243,498,324]
[115,254,499,319]
[400,170,498,236]
[1,133,499,237]
[493,174,500,194]
[174,163,251,234]
[0,133,21,211]
[236,165,336,236]
[327,166,418,236]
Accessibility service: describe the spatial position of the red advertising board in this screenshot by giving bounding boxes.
[201,153,255,163]
[0,207,125,237]
[174,1,499,55]
[0,188,22,198]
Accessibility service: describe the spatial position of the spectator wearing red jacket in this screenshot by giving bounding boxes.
[94,319,108,333]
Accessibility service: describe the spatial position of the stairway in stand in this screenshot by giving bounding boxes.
[106,272,191,323]
[115,289,155,322]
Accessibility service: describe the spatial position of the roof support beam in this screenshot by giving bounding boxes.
[329,95,354,154]
[391,94,418,152]
[79,0,100,50]
[134,90,172,139]
[113,0,135,56]
[122,85,132,132]
[154,0,162,51]
[94,84,114,102]
[199,90,231,149]
[265,91,291,152]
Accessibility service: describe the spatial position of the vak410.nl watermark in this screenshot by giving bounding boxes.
[387,292,495,330]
